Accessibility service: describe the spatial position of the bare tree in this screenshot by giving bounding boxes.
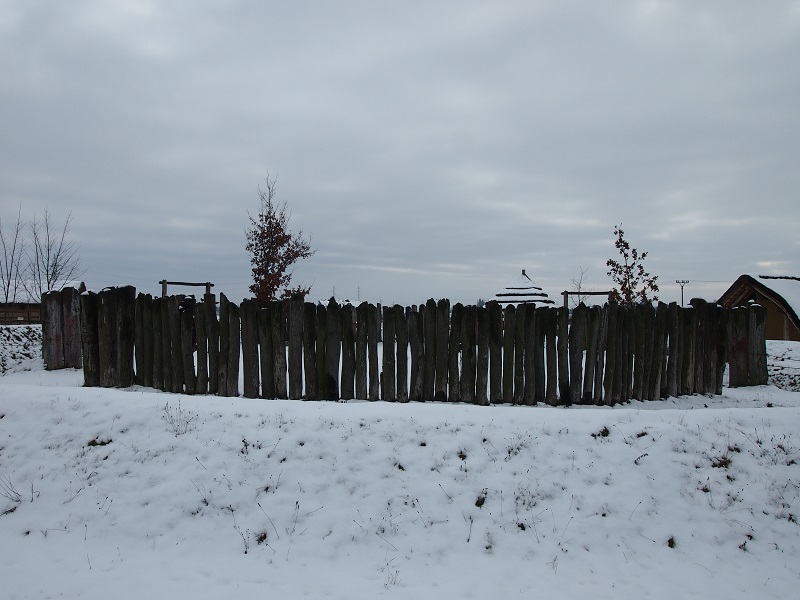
[0,204,26,303]
[23,209,84,302]
[569,266,591,308]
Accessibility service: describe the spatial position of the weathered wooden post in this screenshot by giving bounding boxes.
[487,301,502,404]
[569,303,587,404]
[259,303,275,398]
[195,295,208,394]
[394,305,409,402]
[665,302,680,398]
[582,306,600,403]
[680,306,696,395]
[501,305,515,404]
[179,297,196,394]
[98,288,117,387]
[141,294,155,388]
[315,303,327,399]
[325,299,341,400]
[382,305,396,401]
[702,302,718,394]
[714,307,728,394]
[649,302,667,400]
[167,295,183,393]
[521,305,536,405]
[288,297,304,400]
[134,293,146,386]
[41,291,63,370]
[602,303,618,404]
[226,300,240,397]
[691,298,706,394]
[62,287,82,369]
[367,303,379,400]
[476,305,489,406]
[80,291,100,387]
[304,302,319,400]
[217,294,230,396]
[435,299,450,402]
[513,304,526,404]
[422,299,436,401]
[271,300,287,399]
[151,297,163,390]
[408,308,424,401]
[204,294,219,395]
[557,305,571,405]
[354,302,368,400]
[159,295,172,392]
[340,303,356,401]
[240,299,260,399]
[448,303,463,402]
[749,304,768,385]
[545,307,559,405]
[460,305,476,404]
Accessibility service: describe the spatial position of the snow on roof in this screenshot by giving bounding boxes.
[757,275,800,317]
[492,269,555,306]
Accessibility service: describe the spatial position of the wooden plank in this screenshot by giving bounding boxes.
[582,306,600,403]
[545,307,559,405]
[195,295,207,394]
[691,299,706,394]
[271,300,287,399]
[134,292,146,385]
[288,297,304,400]
[749,304,768,385]
[204,294,219,395]
[435,299,450,402]
[315,303,327,398]
[240,299,260,399]
[167,295,183,393]
[522,305,536,405]
[649,302,667,400]
[305,302,319,401]
[513,304,526,404]
[151,297,163,390]
[448,303,463,402]
[680,306,696,395]
[61,287,82,369]
[179,297,197,395]
[408,308,424,402]
[460,305,476,404]
[325,299,341,400]
[79,291,100,387]
[355,302,368,400]
[367,303,379,401]
[487,301,502,404]
[602,303,618,404]
[557,306,570,404]
[422,299,436,401]
[382,304,396,401]
[502,304,517,404]
[395,305,409,403]
[569,303,587,404]
[42,291,63,370]
[714,308,728,394]
[341,303,356,401]
[665,302,680,398]
[476,306,489,406]
[226,300,240,397]
[98,288,117,387]
[592,306,607,405]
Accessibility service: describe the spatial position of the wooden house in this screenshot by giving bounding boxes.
[717,275,800,341]
[0,302,42,325]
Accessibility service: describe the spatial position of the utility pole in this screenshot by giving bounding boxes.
[676,280,689,306]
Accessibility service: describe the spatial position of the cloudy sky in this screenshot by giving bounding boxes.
[2,1,798,306]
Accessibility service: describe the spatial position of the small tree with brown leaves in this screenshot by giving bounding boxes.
[606,224,659,307]
[245,176,315,302]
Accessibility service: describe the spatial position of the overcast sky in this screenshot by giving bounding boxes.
[2,1,798,306]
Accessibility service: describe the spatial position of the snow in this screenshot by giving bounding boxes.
[1,326,799,599]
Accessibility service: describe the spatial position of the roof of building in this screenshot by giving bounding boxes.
[718,274,800,328]
[492,269,555,306]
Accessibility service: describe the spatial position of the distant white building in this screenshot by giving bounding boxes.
[492,269,555,306]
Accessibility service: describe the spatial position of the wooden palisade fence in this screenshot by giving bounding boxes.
[45,286,770,405]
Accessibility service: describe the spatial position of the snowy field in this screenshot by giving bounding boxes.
[1,325,799,599]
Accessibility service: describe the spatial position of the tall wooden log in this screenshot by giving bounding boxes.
[703,303,718,394]
[217,294,230,396]
[631,304,646,400]
[649,302,667,400]
[304,302,319,400]
[226,301,240,397]
[61,287,82,369]
[382,305,396,401]
[435,299,450,402]
[354,302,368,400]
[513,304,526,404]
[487,301,503,404]
[460,305,476,404]
[714,308,728,394]
[691,299,706,394]
[394,305,409,402]
[167,295,183,393]
[521,306,536,405]
[582,306,600,403]
[602,303,618,404]
[151,297,163,390]
[749,304,768,385]
[288,297,304,400]
[680,306,696,395]
[160,295,172,392]
[408,308,424,401]
[665,302,680,398]
[134,293,146,385]
[315,303,327,398]
[545,307,559,405]
[141,293,154,389]
[728,306,748,387]
[476,306,489,406]
[325,299,341,400]
[592,306,607,405]
[557,306,571,405]
[259,304,275,398]
[367,303,379,401]
[422,299,436,401]
[179,297,196,395]
[341,303,356,401]
[271,300,287,399]
[195,295,207,394]
[204,294,219,395]
[240,299,260,399]
[501,304,516,403]
[80,291,100,387]
[448,303,463,402]
[41,291,63,370]
[569,303,587,404]
[98,288,117,387]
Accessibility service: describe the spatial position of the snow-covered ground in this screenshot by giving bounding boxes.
[1,325,799,599]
